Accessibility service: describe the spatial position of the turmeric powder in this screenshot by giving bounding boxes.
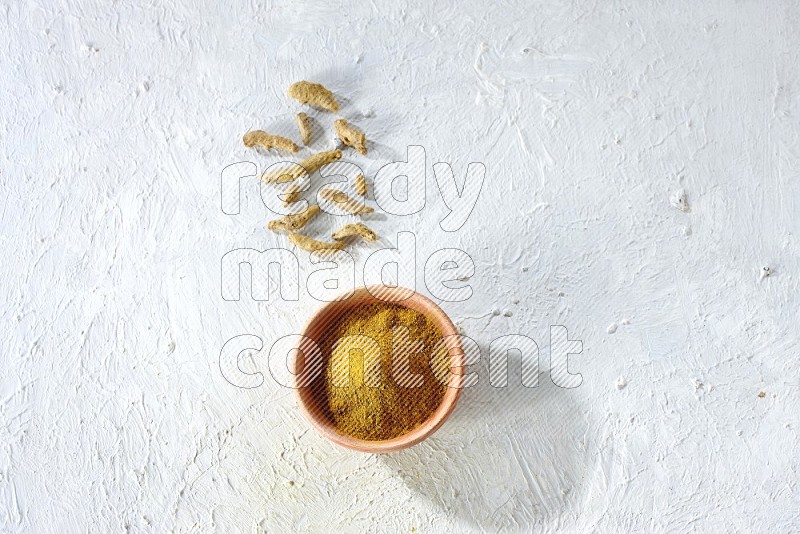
[318,302,450,441]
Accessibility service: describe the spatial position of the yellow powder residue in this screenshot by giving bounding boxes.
[319,303,450,441]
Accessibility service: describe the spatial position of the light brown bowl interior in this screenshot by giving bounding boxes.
[293,285,465,453]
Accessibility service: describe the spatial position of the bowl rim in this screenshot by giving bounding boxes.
[292,285,465,453]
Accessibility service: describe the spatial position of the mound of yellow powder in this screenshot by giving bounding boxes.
[319,303,450,441]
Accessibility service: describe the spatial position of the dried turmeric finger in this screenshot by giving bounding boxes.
[261,164,303,184]
[282,183,303,206]
[332,222,378,242]
[288,232,346,254]
[261,150,342,184]
[319,188,375,215]
[243,130,299,153]
[354,173,367,196]
[296,112,312,145]
[334,119,367,155]
[302,150,342,173]
[267,205,320,232]
[288,81,339,113]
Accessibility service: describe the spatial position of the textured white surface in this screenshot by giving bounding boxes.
[2,1,800,532]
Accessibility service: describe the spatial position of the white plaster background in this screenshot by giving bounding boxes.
[1,0,799,532]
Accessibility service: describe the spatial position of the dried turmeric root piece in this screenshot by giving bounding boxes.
[261,150,342,184]
[319,188,375,215]
[267,205,320,232]
[288,232,346,254]
[282,183,303,206]
[243,130,299,153]
[332,222,378,242]
[296,112,312,145]
[261,164,302,184]
[354,173,367,196]
[334,119,367,155]
[288,81,339,113]
[300,150,342,174]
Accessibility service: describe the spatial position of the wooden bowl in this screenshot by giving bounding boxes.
[293,285,465,453]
